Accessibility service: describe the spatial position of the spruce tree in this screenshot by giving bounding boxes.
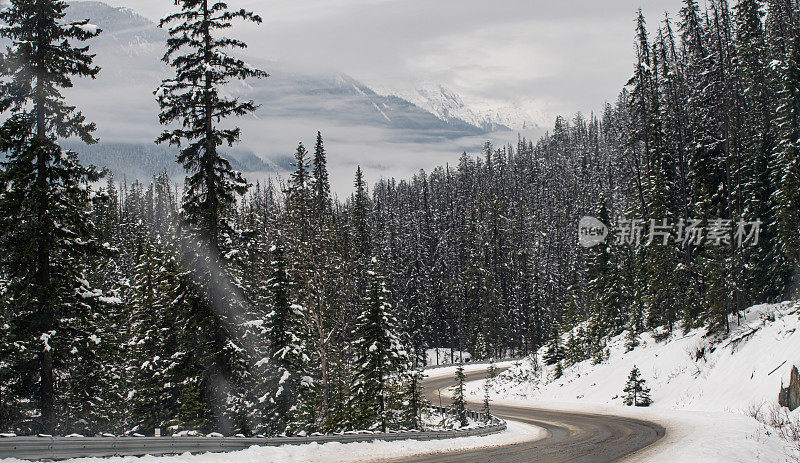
[283,139,349,434]
[265,239,302,434]
[154,0,268,433]
[543,323,564,366]
[623,366,652,407]
[734,0,779,304]
[585,203,629,336]
[626,305,643,352]
[286,142,312,242]
[553,360,564,380]
[352,166,371,260]
[127,234,183,434]
[312,131,331,218]
[450,364,468,428]
[481,361,496,422]
[350,259,410,432]
[156,0,267,250]
[402,367,426,430]
[0,0,108,435]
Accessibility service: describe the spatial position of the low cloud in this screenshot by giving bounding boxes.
[92,0,680,124]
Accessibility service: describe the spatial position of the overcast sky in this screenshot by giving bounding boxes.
[100,0,681,124]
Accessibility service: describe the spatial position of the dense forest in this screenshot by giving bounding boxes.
[1,0,798,438]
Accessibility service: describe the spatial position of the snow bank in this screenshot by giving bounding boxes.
[464,301,800,461]
[0,421,545,463]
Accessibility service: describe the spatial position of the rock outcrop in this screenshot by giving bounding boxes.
[779,365,800,411]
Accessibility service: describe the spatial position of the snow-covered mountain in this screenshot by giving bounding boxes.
[62,2,489,134]
[4,1,533,188]
[377,84,547,132]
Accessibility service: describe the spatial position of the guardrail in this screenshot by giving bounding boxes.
[422,357,525,371]
[0,407,505,460]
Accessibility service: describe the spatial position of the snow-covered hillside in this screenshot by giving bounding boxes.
[476,301,800,413]
[466,301,800,461]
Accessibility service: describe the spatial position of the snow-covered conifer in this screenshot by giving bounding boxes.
[623,366,652,406]
[0,0,108,435]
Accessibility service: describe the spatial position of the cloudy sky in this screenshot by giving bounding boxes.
[101,0,680,125]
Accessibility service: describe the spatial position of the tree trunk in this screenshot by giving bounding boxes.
[35,68,55,435]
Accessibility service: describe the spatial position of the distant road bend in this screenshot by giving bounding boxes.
[405,368,665,463]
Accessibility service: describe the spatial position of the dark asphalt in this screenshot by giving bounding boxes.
[391,367,665,463]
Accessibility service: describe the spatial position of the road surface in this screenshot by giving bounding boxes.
[405,367,665,463]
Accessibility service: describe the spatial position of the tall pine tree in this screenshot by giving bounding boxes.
[154,0,268,433]
[0,0,108,434]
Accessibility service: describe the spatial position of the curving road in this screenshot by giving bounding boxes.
[404,368,665,463]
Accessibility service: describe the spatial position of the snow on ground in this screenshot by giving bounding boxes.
[0,421,545,463]
[425,348,471,365]
[423,411,482,430]
[464,301,800,462]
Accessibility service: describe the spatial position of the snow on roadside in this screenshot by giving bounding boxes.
[424,359,519,380]
[0,420,545,463]
[463,301,800,462]
[482,398,792,463]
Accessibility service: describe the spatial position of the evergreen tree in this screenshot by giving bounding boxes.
[154,0,268,433]
[265,239,302,434]
[312,131,331,218]
[626,305,644,352]
[481,360,496,421]
[771,28,800,297]
[283,139,350,433]
[0,0,108,434]
[286,142,312,239]
[554,360,564,380]
[352,166,371,260]
[155,0,267,249]
[127,234,183,434]
[585,204,629,336]
[734,0,779,304]
[350,259,410,432]
[543,323,564,366]
[450,364,468,428]
[402,367,426,430]
[623,366,652,406]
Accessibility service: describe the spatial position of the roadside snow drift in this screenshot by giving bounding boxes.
[465,301,800,462]
[0,420,545,463]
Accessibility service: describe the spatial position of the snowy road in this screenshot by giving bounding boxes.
[410,368,665,463]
